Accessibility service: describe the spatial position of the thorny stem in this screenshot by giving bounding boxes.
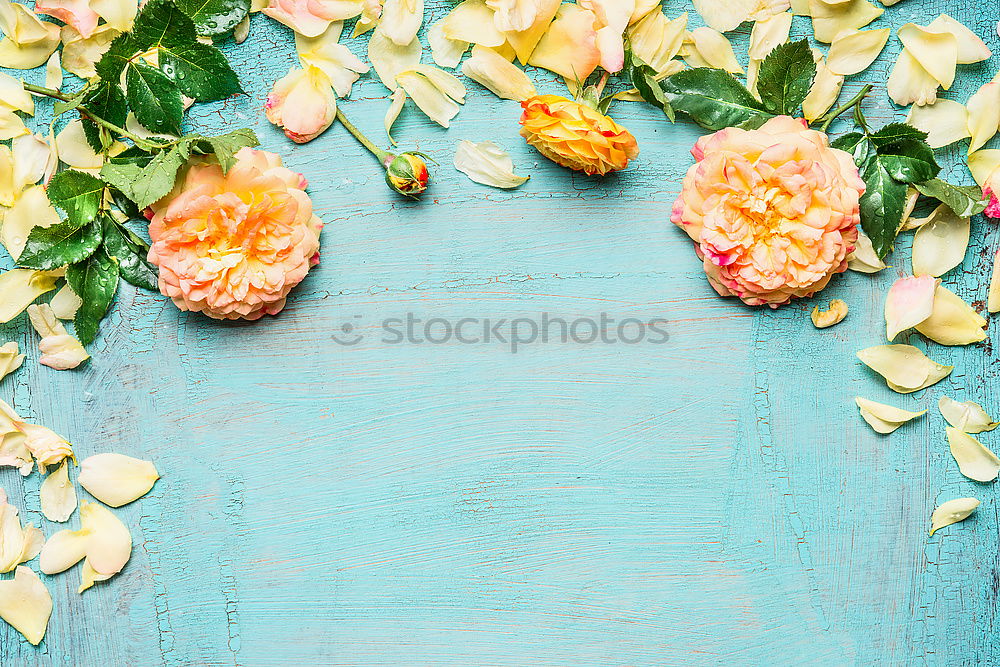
[336,108,391,165]
[818,84,874,133]
[22,82,164,151]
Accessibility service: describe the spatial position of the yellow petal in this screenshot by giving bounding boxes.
[1,185,59,260]
[0,498,29,572]
[60,24,119,79]
[930,497,979,536]
[884,275,937,340]
[926,14,991,64]
[428,18,469,68]
[898,22,957,90]
[966,80,1000,154]
[262,0,362,36]
[367,25,421,91]
[461,45,535,101]
[857,344,953,393]
[526,3,601,84]
[0,342,24,383]
[914,285,987,346]
[0,566,52,645]
[486,0,539,32]
[803,52,844,122]
[625,10,687,76]
[826,27,889,75]
[27,304,90,369]
[79,500,131,579]
[504,0,560,65]
[395,65,465,127]
[55,119,104,170]
[939,396,999,434]
[39,460,76,522]
[911,204,969,277]
[906,98,969,148]
[11,133,54,190]
[947,427,1000,482]
[384,88,406,144]
[0,16,59,69]
[16,422,73,473]
[888,49,940,107]
[686,26,743,74]
[968,149,1000,189]
[0,269,58,324]
[44,50,62,90]
[810,299,848,328]
[692,0,757,32]
[0,108,26,141]
[233,15,250,43]
[990,249,1000,314]
[579,0,634,72]
[38,529,87,575]
[442,0,505,48]
[748,11,792,60]
[0,72,32,115]
[90,0,137,31]
[808,0,883,43]
[48,284,81,320]
[78,453,159,508]
[296,23,370,98]
[380,0,423,46]
[454,140,529,189]
[855,396,926,434]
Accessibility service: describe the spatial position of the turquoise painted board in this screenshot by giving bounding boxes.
[1,1,998,664]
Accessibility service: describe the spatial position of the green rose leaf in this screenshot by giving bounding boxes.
[159,40,242,101]
[199,128,260,172]
[662,68,772,131]
[79,82,130,150]
[831,132,870,161]
[756,40,816,116]
[175,0,250,36]
[17,219,103,271]
[94,33,135,82]
[915,179,990,218]
[47,170,105,227]
[130,0,199,51]
[102,146,188,209]
[126,62,185,136]
[870,123,940,184]
[858,154,908,259]
[101,216,158,291]
[67,247,120,346]
[624,49,674,121]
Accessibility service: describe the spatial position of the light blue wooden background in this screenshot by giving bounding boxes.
[1,1,997,664]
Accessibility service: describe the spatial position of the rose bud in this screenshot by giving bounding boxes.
[383,152,430,197]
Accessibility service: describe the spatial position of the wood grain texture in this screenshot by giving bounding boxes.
[1,1,997,664]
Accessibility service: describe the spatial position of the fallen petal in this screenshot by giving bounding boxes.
[884,275,937,340]
[947,427,1000,482]
[966,79,1000,154]
[626,9,687,76]
[990,249,1000,314]
[454,140,529,189]
[427,18,468,68]
[906,99,970,149]
[927,14,991,64]
[442,0,505,48]
[27,304,90,370]
[526,3,600,84]
[461,45,536,101]
[367,25,421,91]
[857,344,953,393]
[808,0,883,44]
[930,497,979,536]
[811,299,848,328]
[0,269,58,324]
[914,284,987,346]
[0,566,52,645]
[898,22,957,89]
[49,283,82,320]
[38,529,87,575]
[911,204,970,277]
[855,396,926,434]
[939,396,999,434]
[60,24,118,79]
[380,0,423,47]
[846,230,885,273]
[78,453,159,508]
[686,26,743,74]
[79,500,131,577]
[826,27,890,76]
[39,460,76,522]
[888,48,940,107]
[0,342,24,383]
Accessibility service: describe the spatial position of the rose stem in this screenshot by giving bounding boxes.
[335,108,391,165]
[818,84,874,134]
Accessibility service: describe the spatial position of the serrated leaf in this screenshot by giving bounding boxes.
[130,0,199,51]
[47,171,105,227]
[80,83,129,151]
[869,123,939,184]
[101,146,187,209]
[94,33,135,82]
[915,179,989,218]
[17,219,103,270]
[624,49,674,121]
[67,247,120,345]
[101,216,158,291]
[831,132,871,161]
[126,62,184,136]
[756,40,816,116]
[869,122,927,147]
[175,0,250,36]
[159,41,242,101]
[206,128,258,172]
[662,68,771,131]
[859,154,908,259]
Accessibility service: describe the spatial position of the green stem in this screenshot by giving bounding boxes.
[818,84,874,133]
[23,82,165,151]
[336,108,390,164]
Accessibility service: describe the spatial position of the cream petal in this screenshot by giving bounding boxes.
[968,149,1000,189]
[810,299,848,328]
[826,27,889,75]
[78,560,113,594]
[911,204,970,277]
[90,0,137,30]
[442,0,505,48]
[0,342,24,383]
[629,0,659,24]
[384,88,406,144]
[930,497,979,536]
[0,23,59,70]
[27,304,90,370]
[49,283,82,320]
[887,48,939,107]
[265,66,337,143]
[857,344,953,393]
[808,0,883,43]
[926,14,991,64]
[0,566,52,646]
[947,427,1000,482]
[748,11,792,60]
[579,0,633,72]
[60,24,118,79]
[1,186,59,260]
[16,422,73,473]
[0,108,26,141]
[0,501,26,572]
[855,397,926,434]
[989,249,1000,314]
[846,231,886,273]
[428,18,469,68]
[0,431,33,476]
[0,269,58,324]
[898,22,957,90]
[380,0,423,46]
[692,0,756,32]
[461,45,536,101]
[12,134,56,189]
[296,24,370,98]
[43,50,62,90]
[686,26,743,74]
[38,529,87,575]
[906,99,970,149]
[233,15,250,43]
[396,67,464,128]
[79,501,131,577]
[914,285,987,346]
[803,51,844,122]
[939,396,999,434]
[526,3,601,84]
[486,0,538,32]
[454,140,529,189]
[39,460,76,523]
[78,453,159,508]
[966,80,1000,154]
[367,25,421,91]
[884,275,937,340]
[0,73,32,115]
[625,10,687,76]
[55,119,104,170]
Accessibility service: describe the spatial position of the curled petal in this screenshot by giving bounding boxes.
[906,99,969,149]
[77,453,159,507]
[685,27,743,74]
[808,0,883,43]
[947,427,1000,482]
[0,13,60,69]
[0,566,52,645]
[939,396,999,434]
[454,140,529,189]
[380,0,423,46]
[826,28,889,75]
[625,9,687,76]
[55,119,104,170]
[898,22,957,89]
[803,52,843,122]
[966,79,1000,154]
[911,204,970,277]
[0,72,32,115]
[263,0,363,37]
[0,342,24,383]
[16,422,73,473]
[914,285,987,346]
[49,284,82,321]
[857,344,953,393]
[811,299,848,328]
[384,88,406,143]
[265,66,337,143]
[461,45,536,101]
[79,501,131,579]
[855,397,926,434]
[579,0,633,73]
[0,269,58,324]
[39,460,77,522]
[968,149,1000,190]
[395,65,465,128]
[34,0,99,38]
[442,0,505,48]
[927,14,991,64]
[428,18,469,68]
[44,50,62,90]
[692,0,756,32]
[486,0,537,32]
[526,3,600,84]
[367,25,421,91]
[930,497,979,536]
[887,48,939,107]
[504,0,560,65]
[884,275,937,340]
[1,185,60,260]
[749,11,792,60]
[60,24,119,79]
[27,304,90,369]
[296,23,370,98]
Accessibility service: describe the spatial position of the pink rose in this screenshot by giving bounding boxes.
[265,66,337,144]
[671,116,865,307]
[147,149,323,321]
